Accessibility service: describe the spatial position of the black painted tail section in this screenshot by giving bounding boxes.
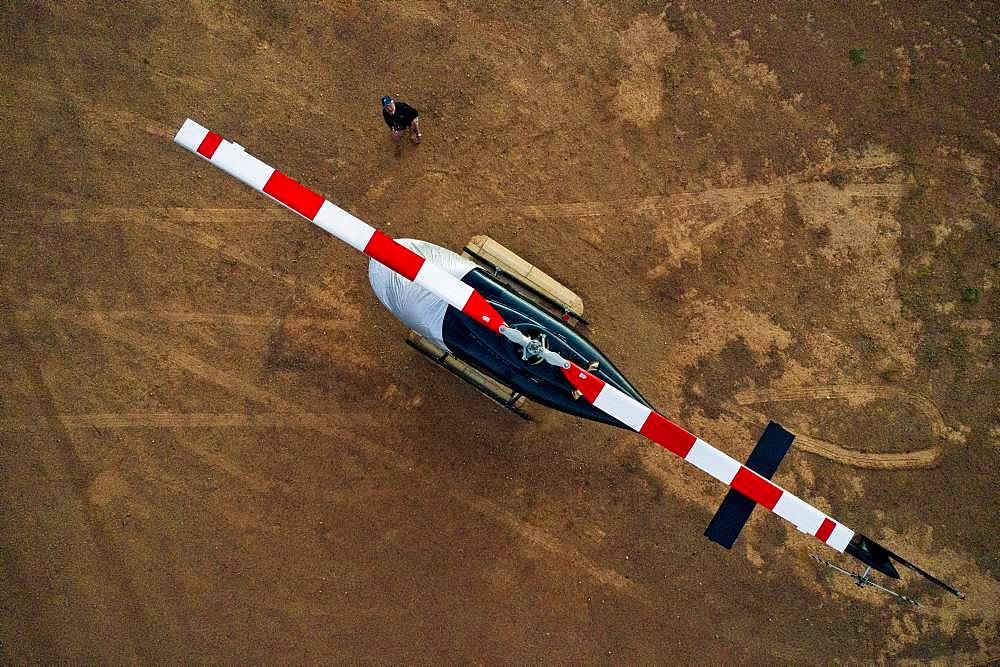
[705,421,794,549]
[700,423,967,601]
[846,533,966,598]
[845,533,900,578]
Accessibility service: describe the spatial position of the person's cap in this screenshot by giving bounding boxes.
[381,95,393,107]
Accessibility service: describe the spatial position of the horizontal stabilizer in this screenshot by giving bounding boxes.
[705,421,794,549]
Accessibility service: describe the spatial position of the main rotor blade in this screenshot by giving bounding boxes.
[559,361,857,553]
[173,119,506,333]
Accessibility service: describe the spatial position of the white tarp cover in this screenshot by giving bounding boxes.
[368,238,476,351]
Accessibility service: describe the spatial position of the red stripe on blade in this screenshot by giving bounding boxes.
[638,411,696,457]
[560,364,605,403]
[363,231,425,281]
[263,170,326,220]
[730,466,783,509]
[197,131,223,158]
[462,291,505,333]
[815,518,835,543]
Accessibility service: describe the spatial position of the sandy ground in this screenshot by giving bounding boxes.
[1,1,998,663]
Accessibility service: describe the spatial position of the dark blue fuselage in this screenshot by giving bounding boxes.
[442,269,650,428]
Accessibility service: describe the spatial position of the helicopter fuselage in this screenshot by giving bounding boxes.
[440,268,650,428]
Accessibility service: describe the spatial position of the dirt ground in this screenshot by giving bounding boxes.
[1,0,998,663]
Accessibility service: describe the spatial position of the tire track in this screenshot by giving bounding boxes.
[13,304,349,330]
[69,312,649,603]
[21,207,351,313]
[0,301,153,662]
[522,182,909,219]
[728,385,947,469]
[28,207,289,225]
[143,215,345,310]
[0,412,285,496]
[0,411,317,431]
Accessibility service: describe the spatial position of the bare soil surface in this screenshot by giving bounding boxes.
[1,1,997,663]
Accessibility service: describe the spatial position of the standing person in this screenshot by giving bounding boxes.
[381,95,422,144]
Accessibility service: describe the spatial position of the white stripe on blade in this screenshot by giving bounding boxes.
[772,492,825,534]
[414,262,475,310]
[685,438,740,484]
[593,384,652,431]
[212,142,275,191]
[174,118,208,152]
[312,200,376,251]
[827,523,855,552]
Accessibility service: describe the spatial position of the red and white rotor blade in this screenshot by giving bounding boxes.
[560,361,856,553]
[173,118,505,333]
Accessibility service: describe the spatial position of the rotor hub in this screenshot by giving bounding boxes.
[523,335,545,362]
[499,325,570,369]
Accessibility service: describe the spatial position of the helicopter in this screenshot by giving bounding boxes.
[173,118,964,605]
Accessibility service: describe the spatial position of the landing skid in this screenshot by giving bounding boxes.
[406,331,532,420]
[463,235,589,327]
[811,554,919,606]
